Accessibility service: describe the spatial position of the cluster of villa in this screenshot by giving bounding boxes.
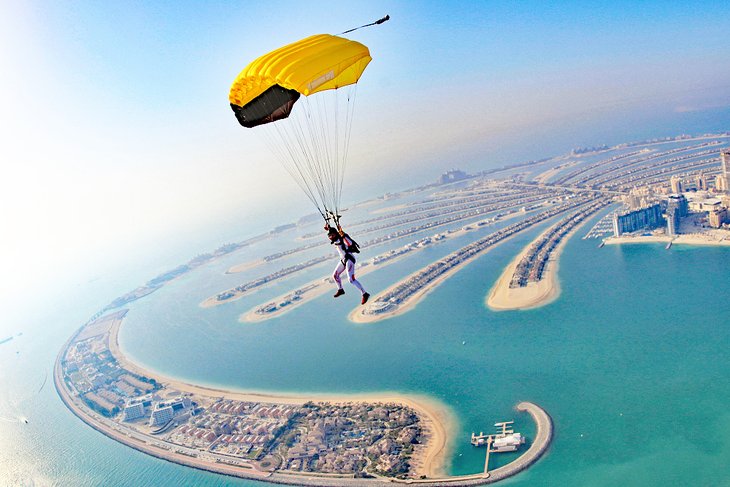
[57,311,430,480]
[567,141,722,188]
[589,146,720,189]
[213,186,571,310]
[509,198,611,288]
[369,233,450,266]
[254,283,320,316]
[159,401,299,456]
[552,143,720,194]
[60,312,161,418]
[281,402,422,476]
[552,149,649,186]
[117,392,425,478]
[216,255,330,302]
[263,240,324,263]
[364,194,598,315]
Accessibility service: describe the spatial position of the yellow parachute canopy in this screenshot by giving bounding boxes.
[229,32,375,223]
[229,34,371,128]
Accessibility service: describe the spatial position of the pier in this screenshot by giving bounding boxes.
[471,421,525,474]
[394,402,553,485]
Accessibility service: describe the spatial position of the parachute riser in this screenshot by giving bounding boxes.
[325,210,342,230]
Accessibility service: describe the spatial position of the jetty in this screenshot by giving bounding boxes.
[471,420,526,474]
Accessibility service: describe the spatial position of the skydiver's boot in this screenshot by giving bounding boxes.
[334,289,345,298]
[361,293,370,305]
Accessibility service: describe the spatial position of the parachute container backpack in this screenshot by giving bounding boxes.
[229,29,379,226]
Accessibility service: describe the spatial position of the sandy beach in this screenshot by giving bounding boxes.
[486,228,566,312]
[533,166,566,185]
[349,228,528,324]
[348,266,454,324]
[486,261,558,312]
[487,203,606,311]
[240,225,502,323]
[107,314,454,477]
[604,231,730,246]
[227,258,266,274]
[239,263,380,323]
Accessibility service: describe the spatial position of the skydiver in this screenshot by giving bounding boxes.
[326,225,370,305]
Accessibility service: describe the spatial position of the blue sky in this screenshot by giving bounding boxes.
[1,0,729,325]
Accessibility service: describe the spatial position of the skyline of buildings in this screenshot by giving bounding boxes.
[613,148,730,237]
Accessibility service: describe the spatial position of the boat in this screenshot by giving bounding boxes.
[492,432,525,452]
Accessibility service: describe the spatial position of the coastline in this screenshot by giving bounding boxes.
[106,313,455,478]
[604,232,730,246]
[486,250,558,312]
[348,266,454,324]
[239,226,487,323]
[55,311,554,486]
[486,218,592,311]
[348,227,534,325]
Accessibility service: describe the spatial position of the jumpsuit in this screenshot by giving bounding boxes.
[331,235,366,295]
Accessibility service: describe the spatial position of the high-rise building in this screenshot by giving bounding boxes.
[612,204,664,237]
[717,150,730,193]
[708,208,728,228]
[715,174,729,192]
[149,396,192,426]
[123,395,153,421]
[666,194,688,218]
[666,208,679,236]
[670,175,684,194]
[665,193,688,236]
[696,172,708,191]
[438,169,468,184]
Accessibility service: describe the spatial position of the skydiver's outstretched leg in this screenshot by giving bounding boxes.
[345,260,370,304]
[332,262,346,297]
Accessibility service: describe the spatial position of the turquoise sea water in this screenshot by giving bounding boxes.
[117,210,730,487]
[4,112,730,486]
[7,211,729,487]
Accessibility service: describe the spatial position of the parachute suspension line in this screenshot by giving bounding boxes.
[338,85,358,217]
[307,96,333,210]
[300,93,332,215]
[263,121,324,219]
[321,88,340,215]
[340,14,390,35]
[324,89,339,217]
[271,92,337,221]
[258,94,328,220]
[283,101,331,214]
[302,88,341,220]
[254,85,360,227]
